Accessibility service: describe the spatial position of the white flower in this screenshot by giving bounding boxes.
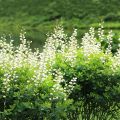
[81,27,101,56]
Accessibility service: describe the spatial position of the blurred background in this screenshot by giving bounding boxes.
[0,0,120,50]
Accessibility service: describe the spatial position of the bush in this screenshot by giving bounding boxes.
[0,32,72,120]
[0,25,120,120]
[50,26,120,119]
[104,13,120,22]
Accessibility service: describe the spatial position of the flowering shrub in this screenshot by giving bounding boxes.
[0,31,72,120]
[0,25,120,120]
[51,26,120,119]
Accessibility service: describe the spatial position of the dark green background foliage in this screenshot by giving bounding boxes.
[0,0,120,49]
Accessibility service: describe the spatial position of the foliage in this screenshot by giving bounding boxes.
[51,26,120,119]
[0,31,72,120]
[0,25,120,119]
[0,0,120,48]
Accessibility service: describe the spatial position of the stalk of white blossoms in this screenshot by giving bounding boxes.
[33,25,67,82]
[65,29,78,66]
[11,32,33,69]
[50,69,67,101]
[105,30,113,55]
[64,77,77,94]
[98,22,104,42]
[81,27,101,56]
[0,36,14,69]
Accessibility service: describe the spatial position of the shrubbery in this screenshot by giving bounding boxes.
[0,25,120,120]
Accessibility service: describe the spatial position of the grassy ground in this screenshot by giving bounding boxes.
[0,0,120,49]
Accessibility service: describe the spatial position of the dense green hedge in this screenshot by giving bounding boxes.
[0,26,120,120]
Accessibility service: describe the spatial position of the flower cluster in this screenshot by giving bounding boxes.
[81,27,101,56]
[0,25,120,95]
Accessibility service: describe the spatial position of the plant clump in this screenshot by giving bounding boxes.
[0,25,120,120]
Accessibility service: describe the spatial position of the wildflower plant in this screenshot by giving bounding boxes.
[0,25,120,120]
[50,25,120,119]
